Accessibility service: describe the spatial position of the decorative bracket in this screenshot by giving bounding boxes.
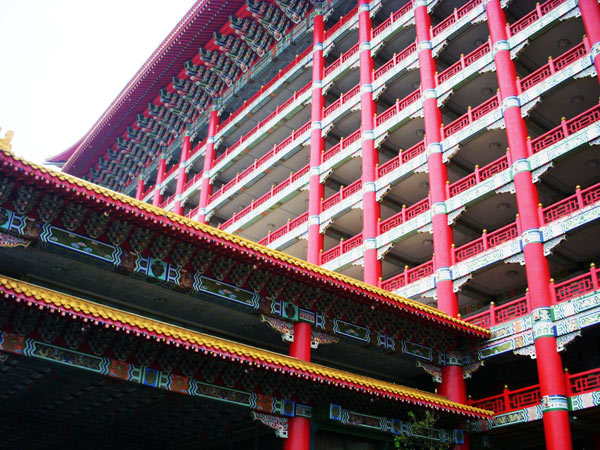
[260,315,294,343]
[416,361,442,383]
[251,412,288,438]
[260,315,338,349]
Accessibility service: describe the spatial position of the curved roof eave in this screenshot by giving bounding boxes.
[61,0,245,176]
[1,146,492,339]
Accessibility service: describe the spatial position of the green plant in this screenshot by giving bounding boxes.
[393,411,451,450]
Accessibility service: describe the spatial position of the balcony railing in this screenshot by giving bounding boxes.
[322,179,363,211]
[432,0,484,37]
[470,366,600,414]
[321,233,363,264]
[465,263,599,329]
[381,182,600,292]
[256,49,595,249]
[203,0,574,213]
[218,166,310,230]
[258,212,309,246]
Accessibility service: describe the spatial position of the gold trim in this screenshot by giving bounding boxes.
[0,148,489,337]
[0,128,14,152]
[0,275,493,417]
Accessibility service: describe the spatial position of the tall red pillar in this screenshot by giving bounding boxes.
[152,156,167,207]
[283,9,326,450]
[173,133,191,215]
[414,3,468,448]
[579,0,600,81]
[486,2,572,449]
[307,12,325,266]
[135,177,145,201]
[358,0,382,286]
[196,106,220,224]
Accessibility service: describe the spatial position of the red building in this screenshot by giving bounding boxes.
[18,0,600,448]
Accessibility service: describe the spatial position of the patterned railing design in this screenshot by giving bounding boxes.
[470,367,600,414]
[197,0,575,217]
[379,197,430,234]
[254,40,595,247]
[382,182,600,292]
[218,166,310,230]
[320,233,363,264]
[322,179,363,211]
[465,263,600,329]
[432,0,483,37]
[258,212,309,245]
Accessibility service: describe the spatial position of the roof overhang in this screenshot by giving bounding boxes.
[58,0,245,176]
[0,147,491,339]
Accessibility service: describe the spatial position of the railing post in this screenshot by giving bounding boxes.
[564,368,572,397]
[451,243,456,265]
[537,203,546,225]
[467,105,473,123]
[583,35,591,53]
[536,2,543,19]
[575,185,584,209]
[489,301,496,326]
[591,263,599,290]
[548,56,555,74]
[401,204,407,223]
[460,53,465,70]
[526,136,533,156]
[525,289,532,311]
[561,116,569,138]
[474,164,481,183]
[503,384,510,412]
[549,278,558,305]
[482,229,488,251]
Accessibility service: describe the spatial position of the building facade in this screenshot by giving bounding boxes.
[41,0,600,448]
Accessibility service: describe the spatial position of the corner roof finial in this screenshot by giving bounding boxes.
[0,128,14,152]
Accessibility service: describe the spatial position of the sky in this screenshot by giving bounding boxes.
[0,0,196,164]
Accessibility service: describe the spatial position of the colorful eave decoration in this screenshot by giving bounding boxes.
[0,275,494,420]
[0,147,490,339]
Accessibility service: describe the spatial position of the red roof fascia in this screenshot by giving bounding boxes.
[61,0,245,177]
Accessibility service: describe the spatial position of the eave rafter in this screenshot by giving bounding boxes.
[78,0,315,189]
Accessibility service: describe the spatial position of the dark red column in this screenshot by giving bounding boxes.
[173,134,191,215]
[135,177,145,201]
[579,0,600,81]
[414,3,468,448]
[152,156,167,207]
[307,12,325,265]
[358,0,382,286]
[196,106,220,224]
[486,3,572,449]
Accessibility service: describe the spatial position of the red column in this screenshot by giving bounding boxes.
[284,320,311,450]
[173,134,191,215]
[135,177,145,201]
[358,0,382,286]
[307,13,325,265]
[152,156,167,207]
[414,4,468,448]
[283,10,326,450]
[196,107,220,223]
[486,3,572,449]
[579,0,600,81]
